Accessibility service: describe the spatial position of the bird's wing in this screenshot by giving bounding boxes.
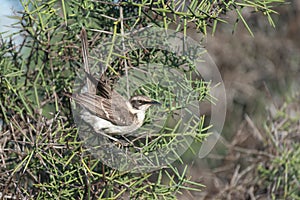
[85,72,111,99]
[71,92,135,126]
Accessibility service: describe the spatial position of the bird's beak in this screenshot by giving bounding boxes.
[148,100,161,105]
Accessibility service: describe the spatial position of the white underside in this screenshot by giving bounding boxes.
[80,109,145,135]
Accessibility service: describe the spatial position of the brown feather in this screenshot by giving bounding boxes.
[71,92,135,126]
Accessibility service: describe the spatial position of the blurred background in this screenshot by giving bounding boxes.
[0,0,22,42]
[182,1,300,199]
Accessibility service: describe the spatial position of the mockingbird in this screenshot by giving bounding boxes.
[65,73,160,135]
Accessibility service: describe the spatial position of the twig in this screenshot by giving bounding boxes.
[119,6,130,98]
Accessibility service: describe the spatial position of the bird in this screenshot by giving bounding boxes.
[64,73,160,135]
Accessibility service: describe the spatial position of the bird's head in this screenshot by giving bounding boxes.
[129,95,160,112]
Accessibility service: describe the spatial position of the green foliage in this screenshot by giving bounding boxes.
[258,95,300,199]
[120,0,285,35]
[0,0,285,199]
